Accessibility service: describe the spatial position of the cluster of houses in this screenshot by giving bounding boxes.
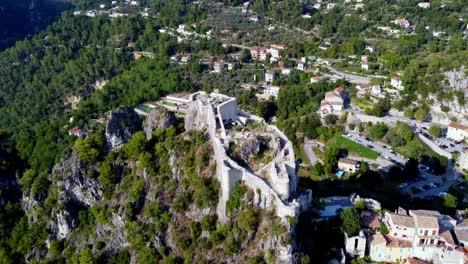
[73,0,150,19]
[249,44,287,63]
[344,208,468,263]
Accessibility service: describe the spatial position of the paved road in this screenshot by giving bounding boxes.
[323,65,371,84]
[304,139,320,164]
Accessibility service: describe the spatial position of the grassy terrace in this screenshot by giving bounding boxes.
[136,104,151,113]
[327,135,379,160]
[396,137,439,159]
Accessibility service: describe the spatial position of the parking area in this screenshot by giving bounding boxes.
[343,132,407,165]
[410,121,465,155]
[398,164,460,199]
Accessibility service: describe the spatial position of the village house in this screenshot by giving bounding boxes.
[250,46,268,61]
[393,18,410,28]
[338,158,360,173]
[366,45,376,53]
[365,207,467,263]
[432,30,446,38]
[454,219,468,246]
[356,83,370,95]
[264,85,280,98]
[68,127,85,138]
[369,232,413,262]
[241,83,258,91]
[417,2,430,8]
[361,61,370,71]
[310,76,323,83]
[180,55,190,63]
[391,77,404,90]
[265,70,276,83]
[361,211,381,232]
[296,62,305,71]
[249,15,259,22]
[344,231,367,258]
[327,3,336,9]
[214,60,227,73]
[269,44,287,62]
[355,3,364,10]
[320,87,349,114]
[447,122,468,142]
[281,68,291,75]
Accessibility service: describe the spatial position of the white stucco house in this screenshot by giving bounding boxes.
[447,122,468,141]
[391,77,404,90]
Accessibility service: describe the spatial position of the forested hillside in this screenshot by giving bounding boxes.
[0,0,74,50]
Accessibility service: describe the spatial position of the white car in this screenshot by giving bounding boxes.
[438,192,447,197]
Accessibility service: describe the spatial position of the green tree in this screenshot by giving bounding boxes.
[73,139,100,162]
[324,114,338,126]
[339,208,361,236]
[404,107,414,119]
[323,147,340,174]
[369,123,388,139]
[380,223,389,234]
[238,209,258,232]
[414,108,428,121]
[429,125,443,138]
[443,194,457,209]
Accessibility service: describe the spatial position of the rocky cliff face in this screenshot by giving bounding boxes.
[184,101,205,131]
[143,108,177,140]
[53,151,103,208]
[105,107,142,149]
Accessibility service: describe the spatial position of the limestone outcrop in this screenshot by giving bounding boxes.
[53,152,103,207]
[105,107,142,149]
[143,108,177,139]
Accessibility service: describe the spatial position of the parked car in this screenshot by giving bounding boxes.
[438,192,447,197]
[367,144,374,149]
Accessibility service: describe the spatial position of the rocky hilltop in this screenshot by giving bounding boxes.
[15,98,303,263]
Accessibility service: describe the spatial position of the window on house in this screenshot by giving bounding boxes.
[387,255,392,260]
[400,248,403,253]
[430,239,435,244]
[354,238,358,249]
[420,239,424,245]
[432,230,436,236]
[424,230,428,236]
[403,235,407,238]
[394,233,397,236]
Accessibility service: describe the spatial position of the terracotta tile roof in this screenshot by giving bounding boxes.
[370,233,386,245]
[414,215,439,229]
[388,213,415,228]
[410,209,441,217]
[455,224,468,243]
[407,257,429,264]
[386,236,413,248]
[457,219,468,227]
[449,122,468,131]
[439,227,456,245]
[338,158,359,166]
[361,211,381,228]
[334,87,344,93]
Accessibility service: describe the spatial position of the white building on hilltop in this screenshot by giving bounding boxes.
[447,122,468,141]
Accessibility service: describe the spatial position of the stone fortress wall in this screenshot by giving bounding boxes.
[184,92,312,223]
